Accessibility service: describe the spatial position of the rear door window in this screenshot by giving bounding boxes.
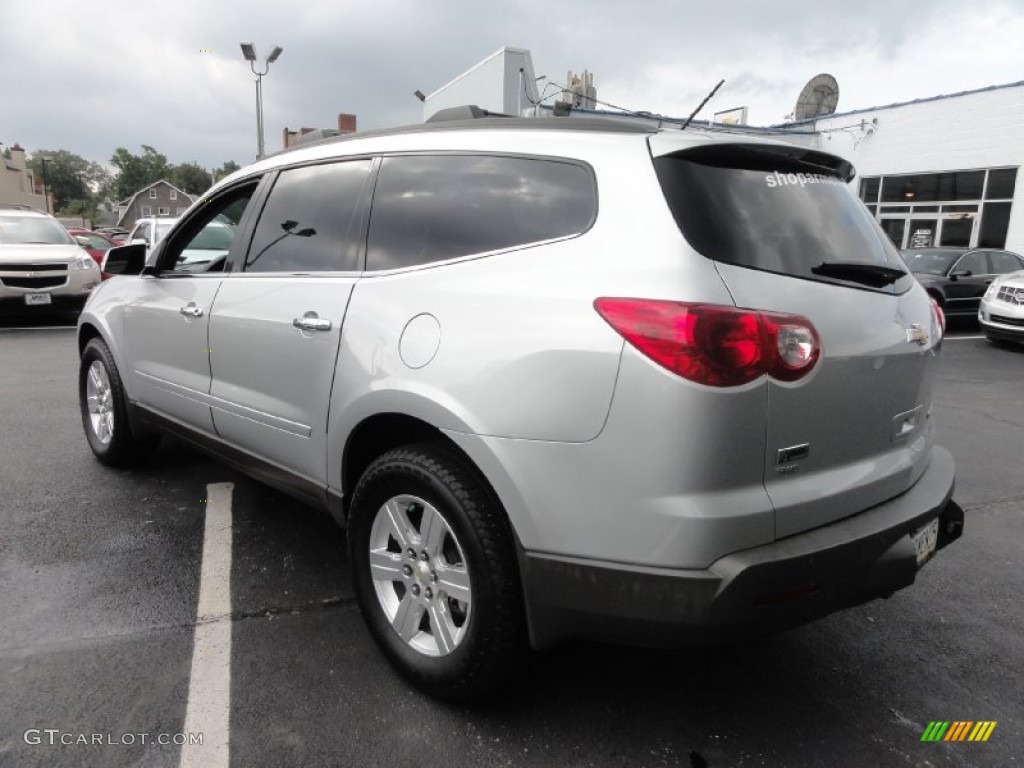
[990,250,1024,273]
[654,145,912,292]
[366,154,596,271]
[244,160,372,273]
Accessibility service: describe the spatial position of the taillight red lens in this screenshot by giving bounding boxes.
[930,297,945,338]
[594,298,820,387]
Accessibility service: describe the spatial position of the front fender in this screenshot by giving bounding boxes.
[77,279,131,398]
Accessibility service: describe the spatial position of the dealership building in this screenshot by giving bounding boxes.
[423,49,1023,254]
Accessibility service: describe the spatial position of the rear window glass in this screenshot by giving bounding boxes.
[654,146,911,291]
[366,154,596,271]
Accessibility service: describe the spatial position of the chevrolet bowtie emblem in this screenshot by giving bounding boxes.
[906,323,930,345]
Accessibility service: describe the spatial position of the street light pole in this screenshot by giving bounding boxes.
[240,43,283,160]
[40,157,50,213]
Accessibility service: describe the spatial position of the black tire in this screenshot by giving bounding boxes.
[348,441,527,701]
[79,337,159,466]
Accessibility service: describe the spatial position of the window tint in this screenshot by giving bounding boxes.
[954,252,988,275]
[654,146,910,292]
[245,161,371,273]
[161,184,256,273]
[990,251,1024,274]
[366,154,596,271]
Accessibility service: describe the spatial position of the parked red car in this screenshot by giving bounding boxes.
[67,229,122,279]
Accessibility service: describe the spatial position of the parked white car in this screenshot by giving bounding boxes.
[0,205,100,312]
[979,269,1024,343]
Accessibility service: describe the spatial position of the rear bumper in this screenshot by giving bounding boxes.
[522,446,960,649]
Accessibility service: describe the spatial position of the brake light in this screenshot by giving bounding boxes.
[930,297,945,339]
[594,298,820,387]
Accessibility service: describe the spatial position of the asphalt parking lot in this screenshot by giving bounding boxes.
[1,317,1021,768]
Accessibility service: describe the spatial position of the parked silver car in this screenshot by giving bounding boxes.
[1,205,101,312]
[979,268,1024,343]
[77,115,963,699]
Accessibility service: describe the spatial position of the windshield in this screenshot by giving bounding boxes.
[0,216,75,245]
[653,145,911,293]
[901,249,962,276]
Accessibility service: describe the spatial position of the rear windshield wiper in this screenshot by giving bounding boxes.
[811,260,906,287]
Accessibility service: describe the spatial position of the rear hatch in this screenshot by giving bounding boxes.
[650,136,943,539]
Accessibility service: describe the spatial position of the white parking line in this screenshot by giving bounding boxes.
[180,483,234,768]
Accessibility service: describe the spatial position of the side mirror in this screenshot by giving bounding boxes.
[949,269,971,280]
[75,235,92,247]
[102,243,148,276]
[130,237,148,246]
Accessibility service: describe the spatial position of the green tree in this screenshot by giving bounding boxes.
[169,162,213,195]
[110,145,172,200]
[212,160,241,181]
[27,149,110,211]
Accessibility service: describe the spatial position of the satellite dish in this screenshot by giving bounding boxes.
[794,74,839,120]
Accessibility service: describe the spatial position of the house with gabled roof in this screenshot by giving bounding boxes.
[116,180,195,229]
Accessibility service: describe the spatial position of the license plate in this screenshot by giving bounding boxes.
[25,292,52,305]
[911,518,940,565]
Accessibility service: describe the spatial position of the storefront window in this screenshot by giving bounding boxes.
[979,202,1012,248]
[985,168,1017,200]
[859,177,880,203]
[865,167,1014,249]
[881,171,985,203]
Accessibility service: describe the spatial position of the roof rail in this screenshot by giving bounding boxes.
[0,203,36,210]
[426,105,513,123]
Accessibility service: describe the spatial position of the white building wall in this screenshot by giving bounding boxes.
[423,47,540,121]
[800,83,1024,253]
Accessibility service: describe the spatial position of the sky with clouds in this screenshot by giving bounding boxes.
[3,0,1023,172]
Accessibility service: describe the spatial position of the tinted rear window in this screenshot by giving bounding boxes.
[366,154,596,271]
[654,146,911,291]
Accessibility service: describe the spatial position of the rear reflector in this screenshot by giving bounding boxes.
[594,298,820,387]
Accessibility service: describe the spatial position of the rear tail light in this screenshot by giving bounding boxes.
[594,298,820,387]
[930,297,945,339]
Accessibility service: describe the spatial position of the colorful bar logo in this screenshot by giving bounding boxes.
[921,721,997,742]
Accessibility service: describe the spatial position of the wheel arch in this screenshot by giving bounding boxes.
[341,414,505,520]
[77,321,103,357]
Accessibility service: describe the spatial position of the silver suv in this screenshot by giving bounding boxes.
[77,116,963,699]
[1,205,101,312]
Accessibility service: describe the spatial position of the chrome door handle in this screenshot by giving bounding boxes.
[292,312,332,332]
[179,303,204,318]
